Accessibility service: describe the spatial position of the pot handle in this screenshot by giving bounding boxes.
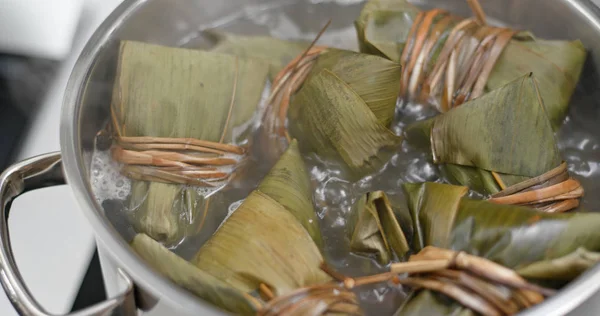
[0,152,136,316]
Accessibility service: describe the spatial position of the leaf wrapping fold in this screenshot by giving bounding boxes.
[429,74,560,177]
[308,49,402,126]
[192,190,329,295]
[487,38,586,130]
[288,69,401,178]
[403,182,468,251]
[347,191,409,264]
[257,139,323,248]
[192,140,328,295]
[406,74,563,194]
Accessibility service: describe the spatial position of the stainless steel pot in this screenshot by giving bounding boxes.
[1,0,600,315]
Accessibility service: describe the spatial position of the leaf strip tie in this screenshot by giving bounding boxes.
[400,9,448,96]
[303,246,553,316]
[262,20,332,140]
[257,283,361,316]
[259,283,275,301]
[403,5,516,111]
[488,162,584,212]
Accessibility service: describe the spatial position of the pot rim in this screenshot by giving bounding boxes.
[60,0,600,315]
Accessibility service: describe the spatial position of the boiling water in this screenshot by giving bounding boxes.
[90,0,600,314]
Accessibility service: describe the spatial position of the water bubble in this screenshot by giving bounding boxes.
[90,149,132,203]
[333,216,345,227]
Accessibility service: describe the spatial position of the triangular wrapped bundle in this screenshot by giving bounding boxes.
[355,0,586,129]
[131,141,362,315]
[405,74,583,212]
[393,182,600,315]
[287,49,403,179]
[110,41,269,245]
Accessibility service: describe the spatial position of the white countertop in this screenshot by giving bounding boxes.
[1,0,599,315]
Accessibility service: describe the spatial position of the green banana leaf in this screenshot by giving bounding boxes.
[347,191,409,264]
[288,68,402,179]
[131,141,332,315]
[207,31,309,80]
[486,37,586,130]
[256,139,323,249]
[355,0,586,129]
[192,190,328,295]
[307,49,402,126]
[131,233,261,315]
[394,181,600,315]
[112,40,269,245]
[192,140,329,295]
[405,74,562,195]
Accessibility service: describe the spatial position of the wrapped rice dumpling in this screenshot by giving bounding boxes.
[287,49,403,178]
[346,182,600,315]
[110,41,269,245]
[397,182,600,315]
[131,141,362,315]
[355,0,586,129]
[207,28,404,178]
[405,74,584,212]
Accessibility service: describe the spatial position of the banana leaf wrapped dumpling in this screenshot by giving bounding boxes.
[207,31,405,178]
[130,141,362,315]
[397,182,600,315]
[346,182,600,315]
[405,74,584,212]
[110,41,269,245]
[355,0,586,129]
[287,49,404,179]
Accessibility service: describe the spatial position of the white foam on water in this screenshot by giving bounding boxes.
[90,150,132,205]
